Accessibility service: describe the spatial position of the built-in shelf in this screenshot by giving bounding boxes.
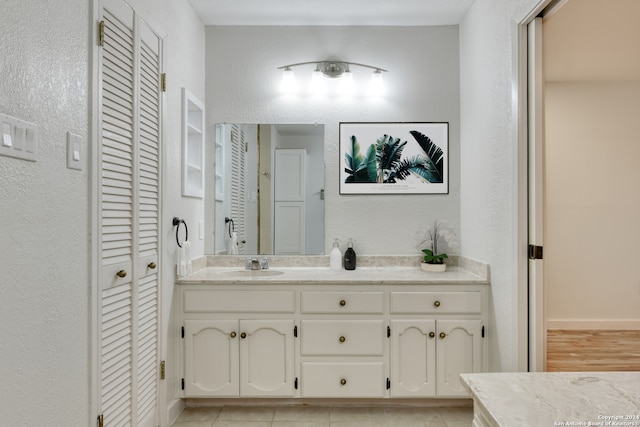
[182,88,205,198]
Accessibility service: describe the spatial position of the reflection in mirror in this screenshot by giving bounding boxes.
[212,124,325,255]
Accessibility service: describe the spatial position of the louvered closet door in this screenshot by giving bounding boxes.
[98,1,162,426]
[229,125,246,254]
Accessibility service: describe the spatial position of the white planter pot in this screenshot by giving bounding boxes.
[421,262,447,272]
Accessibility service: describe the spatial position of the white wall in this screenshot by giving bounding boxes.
[205,25,461,256]
[544,82,640,324]
[459,0,542,372]
[0,1,90,425]
[0,0,204,425]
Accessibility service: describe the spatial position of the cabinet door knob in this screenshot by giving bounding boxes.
[340,378,347,386]
[116,270,127,278]
[339,336,346,343]
[339,299,346,307]
[148,262,157,269]
[230,332,236,338]
[433,300,441,307]
[429,332,435,338]
[240,332,247,339]
[439,332,446,339]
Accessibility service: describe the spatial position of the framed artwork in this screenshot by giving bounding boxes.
[339,122,449,195]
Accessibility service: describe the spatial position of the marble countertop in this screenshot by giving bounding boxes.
[176,255,489,285]
[461,372,640,427]
[177,265,488,285]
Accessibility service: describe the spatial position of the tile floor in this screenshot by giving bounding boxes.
[171,405,473,427]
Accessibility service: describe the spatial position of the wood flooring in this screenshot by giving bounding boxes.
[546,329,640,372]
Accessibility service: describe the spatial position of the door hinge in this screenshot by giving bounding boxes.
[181,378,185,390]
[98,21,105,46]
[181,326,184,338]
[482,325,485,338]
[161,73,167,92]
[528,244,543,260]
[387,326,391,338]
[160,360,166,380]
[295,377,298,389]
[294,325,298,337]
[97,414,104,427]
[386,378,391,390]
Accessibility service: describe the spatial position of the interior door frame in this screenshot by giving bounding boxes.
[512,0,556,372]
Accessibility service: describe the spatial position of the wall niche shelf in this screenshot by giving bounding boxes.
[182,88,205,198]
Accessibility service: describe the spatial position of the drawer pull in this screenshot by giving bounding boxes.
[116,270,127,278]
[339,299,347,307]
[340,378,347,386]
[339,336,346,343]
[147,262,157,269]
[241,332,247,339]
[429,331,435,338]
[439,332,446,339]
[230,332,236,338]
[433,300,441,308]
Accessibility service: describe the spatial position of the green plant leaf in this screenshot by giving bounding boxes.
[344,135,376,183]
[409,130,444,183]
[375,134,407,183]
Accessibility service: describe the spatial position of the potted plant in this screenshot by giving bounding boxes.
[418,220,452,272]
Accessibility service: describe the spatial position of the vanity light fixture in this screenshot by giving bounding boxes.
[278,60,387,96]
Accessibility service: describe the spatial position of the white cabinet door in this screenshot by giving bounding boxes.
[436,319,482,397]
[240,319,295,397]
[390,320,436,397]
[184,320,239,397]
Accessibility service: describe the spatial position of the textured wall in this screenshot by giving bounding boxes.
[0,0,90,425]
[205,25,461,256]
[459,0,540,371]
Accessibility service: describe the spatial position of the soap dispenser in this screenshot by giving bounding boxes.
[330,238,342,271]
[344,238,356,270]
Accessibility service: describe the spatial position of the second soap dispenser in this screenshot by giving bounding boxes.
[344,238,356,270]
[330,238,342,271]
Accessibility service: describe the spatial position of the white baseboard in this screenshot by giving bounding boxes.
[546,319,640,330]
[167,398,185,426]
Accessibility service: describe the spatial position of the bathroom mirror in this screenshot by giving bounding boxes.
[210,123,325,255]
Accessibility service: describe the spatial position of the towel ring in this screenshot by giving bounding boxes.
[173,217,188,248]
[225,217,235,238]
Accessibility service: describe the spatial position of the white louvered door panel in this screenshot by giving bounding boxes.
[230,125,246,254]
[136,18,161,427]
[100,2,135,426]
[98,1,162,426]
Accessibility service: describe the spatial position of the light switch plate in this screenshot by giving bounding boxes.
[67,132,83,170]
[0,113,37,161]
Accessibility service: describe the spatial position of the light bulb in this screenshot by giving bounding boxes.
[280,67,296,93]
[339,68,354,95]
[369,69,385,96]
[310,65,325,95]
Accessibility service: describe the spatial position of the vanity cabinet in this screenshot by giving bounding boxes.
[181,289,296,397]
[389,291,484,398]
[299,291,386,397]
[176,282,487,400]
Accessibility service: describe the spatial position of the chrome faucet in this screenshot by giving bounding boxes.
[245,257,269,270]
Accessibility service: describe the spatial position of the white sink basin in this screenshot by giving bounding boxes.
[218,269,285,277]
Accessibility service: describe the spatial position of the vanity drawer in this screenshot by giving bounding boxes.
[183,290,295,313]
[301,362,385,397]
[301,291,384,314]
[301,320,384,356]
[390,291,482,314]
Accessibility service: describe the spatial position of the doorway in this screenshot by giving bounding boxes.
[528,0,640,372]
